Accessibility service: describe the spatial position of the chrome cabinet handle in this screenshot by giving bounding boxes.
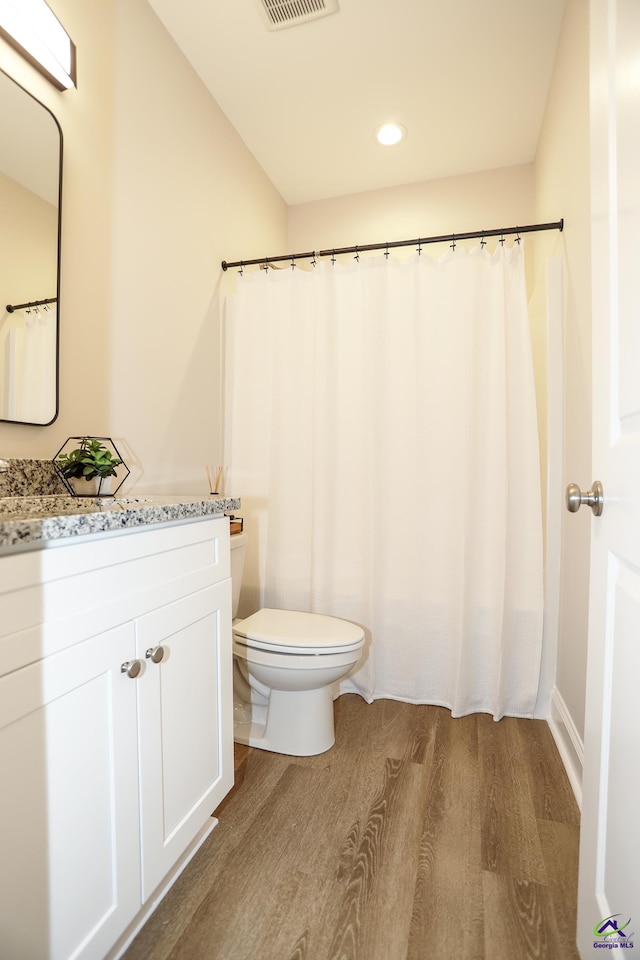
[566,480,604,517]
[121,659,142,679]
[145,645,166,664]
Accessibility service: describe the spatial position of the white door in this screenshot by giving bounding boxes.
[0,623,141,960]
[136,582,233,900]
[577,1,640,953]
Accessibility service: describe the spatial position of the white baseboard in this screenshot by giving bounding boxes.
[546,686,584,810]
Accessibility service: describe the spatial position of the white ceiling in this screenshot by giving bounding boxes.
[147,0,566,206]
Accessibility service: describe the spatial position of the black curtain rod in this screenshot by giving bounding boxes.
[221,219,564,272]
[6,297,57,313]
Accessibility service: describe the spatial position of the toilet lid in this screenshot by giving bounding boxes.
[233,608,364,655]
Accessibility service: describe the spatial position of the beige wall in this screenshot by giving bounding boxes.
[288,164,535,263]
[0,0,287,493]
[532,0,591,745]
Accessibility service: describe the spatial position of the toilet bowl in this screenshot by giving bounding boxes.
[230,532,364,756]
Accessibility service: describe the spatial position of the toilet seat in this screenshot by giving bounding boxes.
[233,608,364,656]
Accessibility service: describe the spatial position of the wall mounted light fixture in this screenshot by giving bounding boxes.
[0,0,76,90]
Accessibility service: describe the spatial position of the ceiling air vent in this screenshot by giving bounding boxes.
[256,0,340,31]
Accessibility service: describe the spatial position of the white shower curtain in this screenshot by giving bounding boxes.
[224,244,544,719]
[2,307,57,423]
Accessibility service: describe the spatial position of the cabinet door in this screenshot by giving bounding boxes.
[136,581,233,900]
[0,624,141,960]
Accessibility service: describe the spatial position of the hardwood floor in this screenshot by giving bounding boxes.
[121,696,580,960]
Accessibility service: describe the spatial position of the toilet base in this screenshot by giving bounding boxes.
[233,685,336,756]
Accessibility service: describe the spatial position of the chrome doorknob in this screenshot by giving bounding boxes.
[566,480,604,517]
[121,659,142,679]
[145,645,166,664]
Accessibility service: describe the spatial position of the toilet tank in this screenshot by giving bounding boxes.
[229,531,248,619]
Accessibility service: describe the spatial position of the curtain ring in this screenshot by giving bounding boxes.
[500,234,505,246]
[311,252,317,268]
[515,228,521,244]
[238,261,244,276]
[480,231,487,249]
[331,249,336,264]
[291,257,296,270]
[417,239,422,256]
[354,245,360,262]
[384,243,389,259]
[450,234,456,252]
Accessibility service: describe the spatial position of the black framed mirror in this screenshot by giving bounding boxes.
[0,68,61,425]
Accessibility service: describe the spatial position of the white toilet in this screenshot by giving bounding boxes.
[230,531,365,756]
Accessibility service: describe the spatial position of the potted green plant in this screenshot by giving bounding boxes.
[55,437,124,496]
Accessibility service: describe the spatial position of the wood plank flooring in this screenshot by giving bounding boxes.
[121,695,580,960]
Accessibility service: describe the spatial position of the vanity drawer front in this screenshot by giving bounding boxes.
[0,517,230,676]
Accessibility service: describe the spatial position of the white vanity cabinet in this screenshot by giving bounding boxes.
[0,517,233,960]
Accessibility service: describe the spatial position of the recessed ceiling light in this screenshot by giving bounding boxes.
[376,122,406,146]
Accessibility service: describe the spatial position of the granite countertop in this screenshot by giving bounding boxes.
[0,494,241,550]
